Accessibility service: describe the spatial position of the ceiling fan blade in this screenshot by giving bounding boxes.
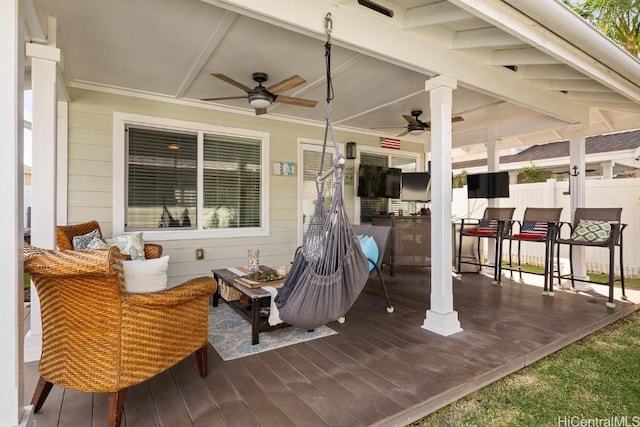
[452,116,464,123]
[267,75,306,94]
[402,114,419,126]
[274,95,318,108]
[371,126,405,130]
[397,129,410,137]
[255,108,268,116]
[201,96,247,101]
[211,73,252,92]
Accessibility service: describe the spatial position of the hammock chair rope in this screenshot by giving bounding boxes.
[275,13,370,330]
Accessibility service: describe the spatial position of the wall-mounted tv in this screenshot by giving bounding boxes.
[401,172,431,202]
[357,165,402,198]
[467,171,510,199]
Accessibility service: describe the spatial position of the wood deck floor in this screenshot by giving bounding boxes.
[23,267,638,427]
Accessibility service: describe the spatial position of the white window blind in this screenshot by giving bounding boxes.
[126,126,197,230]
[203,133,261,229]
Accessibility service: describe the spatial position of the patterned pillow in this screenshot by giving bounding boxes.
[571,219,611,243]
[477,219,499,232]
[520,220,549,236]
[86,236,109,249]
[72,229,101,249]
[113,232,146,260]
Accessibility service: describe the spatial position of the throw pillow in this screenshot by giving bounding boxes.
[358,234,379,272]
[72,229,101,249]
[113,232,146,260]
[571,219,611,243]
[86,236,109,249]
[477,219,499,233]
[122,255,170,293]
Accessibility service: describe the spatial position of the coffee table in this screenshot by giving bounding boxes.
[212,267,289,345]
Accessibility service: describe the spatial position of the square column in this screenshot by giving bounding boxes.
[24,40,60,362]
[423,75,462,336]
[0,0,30,425]
[568,124,589,289]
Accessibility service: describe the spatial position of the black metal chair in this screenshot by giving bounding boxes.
[552,207,626,308]
[456,207,515,284]
[497,207,563,292]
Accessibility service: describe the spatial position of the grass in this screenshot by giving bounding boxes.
[24,273,30,289]
[503,263,640,290]
[411,311,640,427]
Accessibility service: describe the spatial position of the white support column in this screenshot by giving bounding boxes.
[568,124,589,288]
[0,1,31,425]
[484,135,500,267]
[24,38,60,362]
[423,75,462,336]
[601,160,614,180]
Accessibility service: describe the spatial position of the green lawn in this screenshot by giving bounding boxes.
[412,311,640,426]
[504,264,640,290]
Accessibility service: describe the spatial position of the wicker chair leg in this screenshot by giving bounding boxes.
[108,389,127,427]
[196,344,208,377]
[31,376,53,412]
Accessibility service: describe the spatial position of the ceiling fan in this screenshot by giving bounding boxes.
[201,72,318,115]
[374,109,464,137]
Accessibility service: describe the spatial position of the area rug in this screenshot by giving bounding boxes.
[208,303,337,361]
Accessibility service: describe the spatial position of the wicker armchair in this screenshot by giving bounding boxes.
[56,220,163,259]
[24,244,217,427]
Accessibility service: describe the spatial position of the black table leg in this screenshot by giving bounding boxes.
[251,299,260,345]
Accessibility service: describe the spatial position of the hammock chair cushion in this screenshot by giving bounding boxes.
[357,234,379,272]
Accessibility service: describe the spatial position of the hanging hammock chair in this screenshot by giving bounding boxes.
[274,15,370,330]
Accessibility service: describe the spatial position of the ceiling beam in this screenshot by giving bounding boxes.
[542,80,611,92]
[452,27,524,49]
[490,47,560,66]
[517,65,591,80]
[175,11,238,98]
[403,2,472,29]
[202,0,590,124]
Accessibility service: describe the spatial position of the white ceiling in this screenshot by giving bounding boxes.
[37,0,640,157]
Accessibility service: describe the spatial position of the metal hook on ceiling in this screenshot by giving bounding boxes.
[325,13,333,42]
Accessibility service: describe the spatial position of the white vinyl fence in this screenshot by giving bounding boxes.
[452,177,640,278]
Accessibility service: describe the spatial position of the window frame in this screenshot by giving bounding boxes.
[113,112,270,240]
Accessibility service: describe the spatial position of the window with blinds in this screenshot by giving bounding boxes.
[127,126,197,230]
[125,125,262,232]
[203,134,261,229]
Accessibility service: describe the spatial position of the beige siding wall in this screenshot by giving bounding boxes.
[66,88,422,284]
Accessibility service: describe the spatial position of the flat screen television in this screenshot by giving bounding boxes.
[401,172,431,202]
[467,171,510,199]
[357,165,402,198]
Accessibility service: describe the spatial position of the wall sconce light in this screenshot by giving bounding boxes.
[346,142,357,159]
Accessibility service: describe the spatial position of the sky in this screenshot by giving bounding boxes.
[24,90,32,167]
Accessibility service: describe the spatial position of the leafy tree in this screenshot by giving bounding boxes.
[565,0,640,57]
[518,161,542,183]
[453,170,467,188]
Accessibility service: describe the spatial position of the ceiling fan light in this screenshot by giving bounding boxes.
[249,96,272,109]
[408,125,425,136]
